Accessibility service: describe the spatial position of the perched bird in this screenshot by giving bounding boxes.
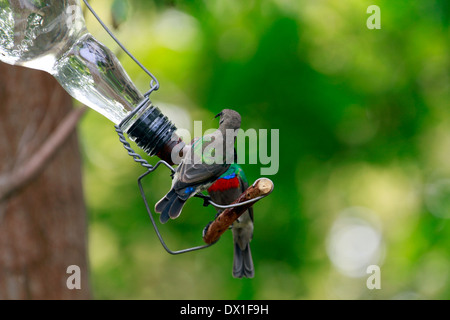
[155,109,241,224]
[208,163,255,278]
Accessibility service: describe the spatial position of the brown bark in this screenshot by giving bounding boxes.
[0,63,91,299]
[203,178,274,244]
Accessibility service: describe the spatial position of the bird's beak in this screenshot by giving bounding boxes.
[214,112,223,119]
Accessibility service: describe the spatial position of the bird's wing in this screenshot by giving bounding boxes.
[176,161,229,187]
[173,136,229,189]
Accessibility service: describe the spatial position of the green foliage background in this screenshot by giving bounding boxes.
[78,0,449,299]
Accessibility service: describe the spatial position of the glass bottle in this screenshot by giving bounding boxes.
[0,0,182,160]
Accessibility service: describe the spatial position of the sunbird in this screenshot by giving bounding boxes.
[155,109,241,224]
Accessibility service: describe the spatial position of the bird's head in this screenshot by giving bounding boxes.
[215,109,241,130]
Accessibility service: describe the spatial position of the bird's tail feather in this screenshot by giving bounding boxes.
[155,189,177,224]
[160,193,187,223]
[168,196,186,220]
[232,243,254,278]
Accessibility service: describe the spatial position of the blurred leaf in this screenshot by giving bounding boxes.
[111,0,130,29]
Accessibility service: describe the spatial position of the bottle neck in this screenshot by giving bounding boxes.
[122,102,184,164]
[0,1,185,163]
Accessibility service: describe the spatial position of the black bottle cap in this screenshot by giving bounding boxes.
[126,105,177,157]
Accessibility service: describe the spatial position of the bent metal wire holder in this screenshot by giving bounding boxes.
[84,0,268,254]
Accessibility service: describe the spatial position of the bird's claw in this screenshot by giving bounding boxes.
[195,193,212,207]
[202,221,220,245]
[202,221,213,238]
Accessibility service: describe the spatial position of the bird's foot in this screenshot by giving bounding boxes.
[202,221,213,238]
[195,193,212,207]
[202,221,220,245]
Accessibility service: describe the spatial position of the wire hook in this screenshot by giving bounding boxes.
[82,0,160,94]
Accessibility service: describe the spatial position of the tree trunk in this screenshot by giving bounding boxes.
[0,63,90,299]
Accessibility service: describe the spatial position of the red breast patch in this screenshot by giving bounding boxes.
[208,176,240,192]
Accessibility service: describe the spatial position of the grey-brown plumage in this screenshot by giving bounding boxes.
[155,109,241,224]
